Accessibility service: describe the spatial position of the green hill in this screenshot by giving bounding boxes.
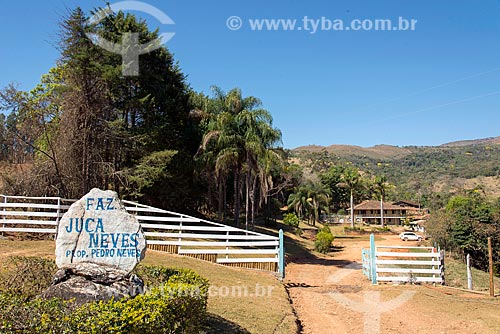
[291,136,500,208]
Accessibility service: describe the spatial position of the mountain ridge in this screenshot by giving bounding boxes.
[293,136,500,160]
[291,135,500,200]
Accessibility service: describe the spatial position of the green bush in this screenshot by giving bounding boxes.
[0,294,75,333]
[283,213,299,227]
[315,229,335,254]
[320,225,331,234]
[0,260,209,334]
[134,264,209,299]
[70,280,208,334]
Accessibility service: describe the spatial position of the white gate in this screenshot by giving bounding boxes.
[375,245,444,284]
[362,234,444,284]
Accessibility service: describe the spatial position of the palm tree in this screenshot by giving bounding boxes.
[256,147,284,228]
[198,86,282,229]
[198,87,245,226]
[238,108,282,230]
[373,175,391,228]
[287,185,309,221]
[305,181,330,225]
[340,166,362,228]
[288,181,330,226]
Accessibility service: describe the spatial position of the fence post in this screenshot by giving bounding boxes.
[467,254,473,291]
[178,217,183,255]
[370,233,377,284]
[225,230,229,260]
[440,250,445,285]
[1,195,6,236]
[488,237,494,297]
[54,197,61,240]
[278,229,285,280]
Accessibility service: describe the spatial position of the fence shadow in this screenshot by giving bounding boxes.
[203,313,251,334]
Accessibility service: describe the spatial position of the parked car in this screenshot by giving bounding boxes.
[399,232,422,241]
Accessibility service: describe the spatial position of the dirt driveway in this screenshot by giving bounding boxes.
[285,234,500,334]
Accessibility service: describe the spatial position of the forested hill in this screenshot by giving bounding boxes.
[292,136,500,204]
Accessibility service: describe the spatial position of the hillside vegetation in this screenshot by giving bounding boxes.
[292,136,500,207]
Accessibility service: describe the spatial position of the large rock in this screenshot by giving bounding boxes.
[46,189,147,303]
[41,263,144,304]
[55,188,146,273]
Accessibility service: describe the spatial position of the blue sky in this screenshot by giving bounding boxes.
[1,0,500,148]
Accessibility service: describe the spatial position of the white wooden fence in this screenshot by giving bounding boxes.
[375,245,444,284]
[0,195,284,276]
[362,234,444,284]
[0,195,74,234]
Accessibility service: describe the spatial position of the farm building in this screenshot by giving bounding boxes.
[352,200,424,225]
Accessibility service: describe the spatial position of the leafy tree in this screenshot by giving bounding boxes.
[0,6,195,209]
[428,189,500,273]
[320,165,349,212]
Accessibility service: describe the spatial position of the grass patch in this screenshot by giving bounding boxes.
[445,256,500,292]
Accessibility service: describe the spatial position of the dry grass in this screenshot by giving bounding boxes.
[0,239,297,334]
[444,256,500,293]
[143,250,296,334]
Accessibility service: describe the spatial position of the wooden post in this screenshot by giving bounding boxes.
[370,234,377,285]
[440,250,445,285]
[278,229,285,280]
[488,237,494,297]
[466,254,473,291]
[1,195,6,236]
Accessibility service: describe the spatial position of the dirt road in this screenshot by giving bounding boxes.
[285,234,500,334]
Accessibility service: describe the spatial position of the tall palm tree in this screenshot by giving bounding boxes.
[198,86,282,229]
[198,88,244,226]
[340,166,362,228]
[373,175,391,228]
[256,147,284,228]
[238,108,282,230]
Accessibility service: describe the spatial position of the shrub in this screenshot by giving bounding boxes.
[375,226,391,232]
[0,293,75,333]
[315,228,335,254]
[69,281,208,333]
[134,265,210,299]
[283,213,299,227]
[320,225,331,234]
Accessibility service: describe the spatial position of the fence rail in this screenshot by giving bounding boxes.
[362,234,444,284]
[0,195,284,277]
